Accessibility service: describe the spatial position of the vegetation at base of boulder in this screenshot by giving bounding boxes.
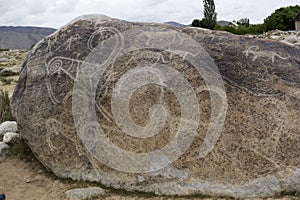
[0,76,14,85]
[0,48,9,51]
[10,139,33,160]
[0,90,14,123]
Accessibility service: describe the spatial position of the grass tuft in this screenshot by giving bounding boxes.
[0,89,14,123]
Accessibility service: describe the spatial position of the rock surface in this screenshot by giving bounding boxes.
[65,187,105,200]
[3,132,20,144]
[0,121,18,137]
[0,142,10,161]
[11,15,300,198]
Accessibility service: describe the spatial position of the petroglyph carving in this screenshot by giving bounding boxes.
[65,34,82,50]
[11,15,300,198]
[45,56,83,104]
[87,27,122,51]
[243,46,290,63]
[46,118,85,156]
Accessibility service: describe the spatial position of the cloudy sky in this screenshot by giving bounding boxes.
[0,0,299,28]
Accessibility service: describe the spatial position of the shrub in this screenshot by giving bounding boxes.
[0,90,14,123]
[215,24,265,35]
[264,5,300,31]
[192,19,202,27]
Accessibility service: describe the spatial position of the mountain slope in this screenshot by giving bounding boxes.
[0,26,56,49]
[164,21,187,27]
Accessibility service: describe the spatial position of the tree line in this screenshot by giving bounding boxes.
[192,1,300,35]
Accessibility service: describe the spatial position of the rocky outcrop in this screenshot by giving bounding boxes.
[253,29,300,46]
[11,15,300,198]
[0,50,27,77]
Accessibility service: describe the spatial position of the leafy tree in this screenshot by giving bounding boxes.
[264,5,300,31]
[192,19,202,27]
[202,0,217,29]
[191,0,217,29]
[238,18,250,27]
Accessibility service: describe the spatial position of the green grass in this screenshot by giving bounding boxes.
[0,89,14,123]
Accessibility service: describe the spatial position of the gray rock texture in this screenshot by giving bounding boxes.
[65,187,105,200]
[11,15,300,198]
[0,121,17,137]
[3,132,20,144]
[0,142,10,161]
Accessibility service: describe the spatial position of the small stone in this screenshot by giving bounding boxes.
[284,35,299,44]
[0,65,21,76]
[3,132,20,144]
[0,58,9,62]
[269,35,281,40]
[137,175,145,183]
[0,121,18,137]
[66,187,105,200]
[0,142,10,161]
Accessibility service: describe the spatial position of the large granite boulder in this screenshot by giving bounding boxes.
[11,15,300,198]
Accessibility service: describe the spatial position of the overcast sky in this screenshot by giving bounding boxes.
[0,0,299,28]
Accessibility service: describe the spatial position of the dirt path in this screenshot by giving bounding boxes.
[0,156,70,200]
[0,155,299,200]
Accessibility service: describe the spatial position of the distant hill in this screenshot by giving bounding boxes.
[217,20,231,27]
[217,20,238,27]
[0,26,56,50]
[164,21,187,27]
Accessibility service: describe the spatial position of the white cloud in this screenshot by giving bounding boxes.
[0,0,299,28]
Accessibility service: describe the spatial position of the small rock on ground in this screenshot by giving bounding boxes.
[0,65,21,76]
[3,132,20,144]
[0,121,18,137]
[0,142,10,161]
[66,187,106,200]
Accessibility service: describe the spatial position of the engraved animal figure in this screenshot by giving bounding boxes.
[243,46,290,63]
[46,27,123,105]
[65,34,82,50]
[45,56,83,104]
[46,118,85,156]
[87,27,123,51]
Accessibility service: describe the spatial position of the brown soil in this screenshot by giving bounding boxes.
[0,155,299,200]
[0,75,19,97]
